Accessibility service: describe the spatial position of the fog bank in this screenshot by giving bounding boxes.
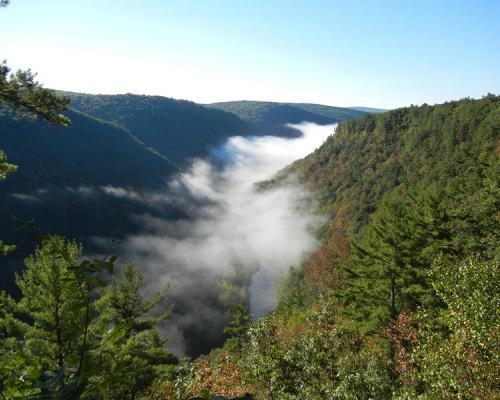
[117,122,335,356]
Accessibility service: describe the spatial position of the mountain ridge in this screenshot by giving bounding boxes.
[206,100,366,136]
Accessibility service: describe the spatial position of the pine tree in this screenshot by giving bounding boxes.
[10,235,116,398]
[16,237,85,371]
[87,263,176,400]
[1,1,69,258]
[224,299,252,357]
[341,194,435,334]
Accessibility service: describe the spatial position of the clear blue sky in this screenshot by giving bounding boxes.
[2,0,499,108]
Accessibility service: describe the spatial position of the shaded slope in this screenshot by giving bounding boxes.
[0,109,175,192]
[207,100,366,136]
[0,110,183,294]
[65,93,250,164]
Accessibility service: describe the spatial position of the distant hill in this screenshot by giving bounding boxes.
[348,106,386,113]
[206,100,366,136]
[65,93,250,164]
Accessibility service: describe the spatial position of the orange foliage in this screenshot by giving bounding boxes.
[304,230,350,290]
[330,203,351,232]
[384,311,419,384]
[189,352,250,398]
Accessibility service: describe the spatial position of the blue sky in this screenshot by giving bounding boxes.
[2,0,499,108]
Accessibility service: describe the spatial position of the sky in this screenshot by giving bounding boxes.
[2,0,499,109]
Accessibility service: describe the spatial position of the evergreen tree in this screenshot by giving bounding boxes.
[218,266,252,357]
[0,59,69,126]
[87,263,176,399]
[223,299,252,357]
[16,237,84,371]
[1,1,69,257]
[341,193,436,334]
[6,235,116,399]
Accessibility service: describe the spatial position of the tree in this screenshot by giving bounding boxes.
[415,257,499,399]
[223,300,252,357]
[0,290,41,399]
[244,297,392,400]
[86,263,176,399]
[0,58,70,181]
[341,193,436,335]
[16,237,84,371]
[4,235,117,399]
[1,1,70,257]
[1,239,177,400]
[218,266,252,357]
[0,59,69,126]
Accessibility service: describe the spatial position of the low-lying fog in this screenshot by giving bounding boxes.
[110,122,335,356]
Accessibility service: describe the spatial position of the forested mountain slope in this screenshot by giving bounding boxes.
[156,95,499,399]
[0,110,183,294]
[65,93,251,164]
[0,109,175,192]
[207,100,366,136]
[275,94,500,235]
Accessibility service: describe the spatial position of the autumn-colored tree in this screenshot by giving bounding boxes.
[304,230,350,290]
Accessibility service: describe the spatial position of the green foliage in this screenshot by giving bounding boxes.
[244,297,392,400]
[0,237,175,399]
[218,266,252,357]
[341,191,441,333]
[222,301,251,357]
[0,290,40,399]
[16,237,85,371]
[192,96,500,399]
[0,150,16,182]
[0,61,69,126]
[207,100,365,138]
[7,235,119,398]
[87,264,176,399]
[281,94,500,236]
[415,257,499,399]
[275,266,317,319]
[66,93,250,164]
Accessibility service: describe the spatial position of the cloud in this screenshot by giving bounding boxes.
[10,193,42,203]
[113,122,335,357]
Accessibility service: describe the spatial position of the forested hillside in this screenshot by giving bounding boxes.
[0,109,184,295]
[1,93,498,399]
[207,100,366,136]
[0,109,175,192]
[66,93,251,164]
[277,94,500,235]
[152,95,499,399]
